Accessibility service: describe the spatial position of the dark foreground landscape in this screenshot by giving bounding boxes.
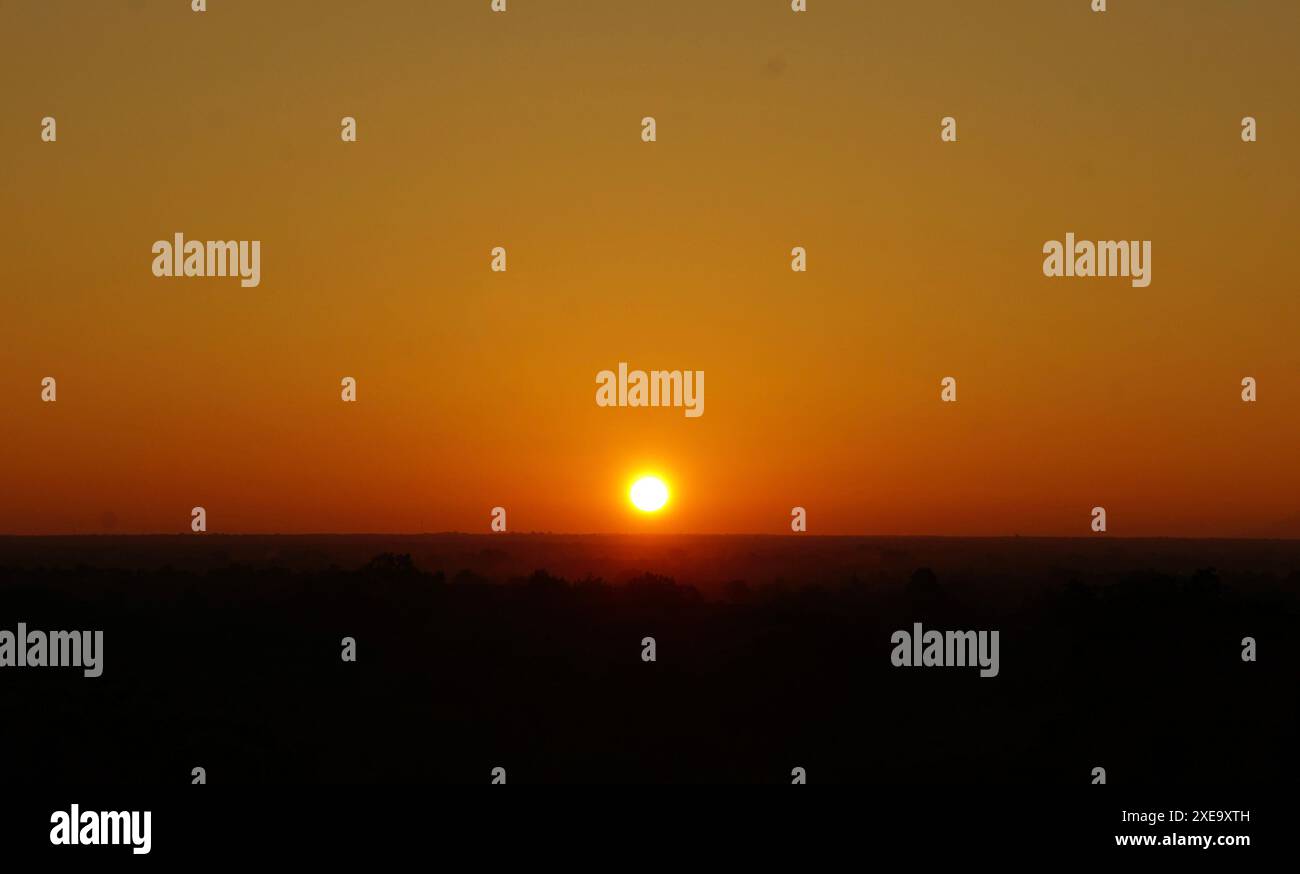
[0,534,1295,785]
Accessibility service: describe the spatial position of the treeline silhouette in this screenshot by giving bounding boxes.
[1,549,1295,784]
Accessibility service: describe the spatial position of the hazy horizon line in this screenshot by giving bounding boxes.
[2,531,1298,542]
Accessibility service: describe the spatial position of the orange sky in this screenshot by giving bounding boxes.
[1,0,1298,536]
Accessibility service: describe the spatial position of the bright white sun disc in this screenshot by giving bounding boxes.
[630,476,669,512]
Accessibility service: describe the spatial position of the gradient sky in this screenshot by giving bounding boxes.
[2,0,1298,536]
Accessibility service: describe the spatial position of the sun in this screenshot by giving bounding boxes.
[629,475,669,513]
